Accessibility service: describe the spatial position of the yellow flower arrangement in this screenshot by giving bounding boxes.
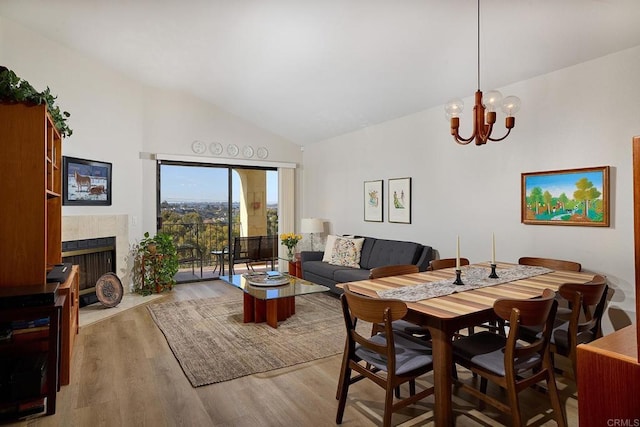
[280,232,303,250]
[280,232,302,260]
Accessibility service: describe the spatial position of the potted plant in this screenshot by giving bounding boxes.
[133,232,179,295]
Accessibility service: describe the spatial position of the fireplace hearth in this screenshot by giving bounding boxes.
[62,237,116,306]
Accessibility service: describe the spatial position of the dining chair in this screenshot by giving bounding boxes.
[369,265,429,337]
[519,274,608,381]
[518,256,582,272]
[427,257,469,271]
[336,284,434,427]
[518,256,582,314]
[452,289,566,427]
[369,264,419,279]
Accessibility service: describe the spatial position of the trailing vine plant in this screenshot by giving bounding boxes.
[0,65,73,137]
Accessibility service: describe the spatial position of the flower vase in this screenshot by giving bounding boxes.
[287,247,295,261]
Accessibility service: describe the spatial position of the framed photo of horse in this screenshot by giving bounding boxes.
[63,156,112,206]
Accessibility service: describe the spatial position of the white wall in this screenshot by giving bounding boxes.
[140,88,301,233]
[302,46,640,333]
[0,16,302,286]
[0,16,145,244]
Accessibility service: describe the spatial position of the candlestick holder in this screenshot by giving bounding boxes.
[453,269,464,285]
[489,263,499,279]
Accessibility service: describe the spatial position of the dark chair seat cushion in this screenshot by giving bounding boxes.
[453,331,541,377]
[355,332,433,376]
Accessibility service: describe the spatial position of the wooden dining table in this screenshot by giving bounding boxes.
[339,261,595,426]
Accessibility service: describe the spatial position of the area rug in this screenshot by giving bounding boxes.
[147,291,351,387]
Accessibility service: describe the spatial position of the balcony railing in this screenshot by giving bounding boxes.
[159,221,278,268]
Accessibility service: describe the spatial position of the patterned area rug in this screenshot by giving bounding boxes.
[148,291,351,387]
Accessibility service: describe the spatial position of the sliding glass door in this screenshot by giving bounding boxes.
[157,161,277,282]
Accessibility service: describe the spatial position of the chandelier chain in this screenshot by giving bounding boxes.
[477,0,480,91]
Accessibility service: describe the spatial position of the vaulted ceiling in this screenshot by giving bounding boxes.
[2,1,640,144]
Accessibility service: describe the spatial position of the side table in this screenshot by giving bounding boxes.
[288,253,302,278]
[210,248,228,276]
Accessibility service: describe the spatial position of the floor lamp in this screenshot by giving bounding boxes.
[301,218,324,251]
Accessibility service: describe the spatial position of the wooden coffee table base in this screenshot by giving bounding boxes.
[243,293,296,328]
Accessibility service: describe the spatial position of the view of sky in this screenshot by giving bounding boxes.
[160,164,278,203]
[525,170,604,198]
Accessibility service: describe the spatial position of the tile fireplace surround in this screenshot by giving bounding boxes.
[62,214,131,290]
[63,214,168,327]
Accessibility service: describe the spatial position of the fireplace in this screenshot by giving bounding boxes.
[62,237,116,307]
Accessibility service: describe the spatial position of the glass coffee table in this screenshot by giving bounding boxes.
[221,272,330,328]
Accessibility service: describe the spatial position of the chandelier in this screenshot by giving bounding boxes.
[445,0,521,146]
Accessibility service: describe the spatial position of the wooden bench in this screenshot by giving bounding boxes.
[230,235,277,274]
[177,244,203,277]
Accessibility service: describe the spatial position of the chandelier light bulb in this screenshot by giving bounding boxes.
[501,96,521,116]
[445,98,464,119]
[483,90,503,112]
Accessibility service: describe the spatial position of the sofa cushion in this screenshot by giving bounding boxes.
[328,236,365,268]
[333,268,372,283]
[357,237,377,268]
[361,239,422,270]
[303,260,350,280]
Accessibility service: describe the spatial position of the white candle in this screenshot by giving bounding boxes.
[456,235,460,269]
[492,233,496,264]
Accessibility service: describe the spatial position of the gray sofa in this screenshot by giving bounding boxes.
[300,236,433,294]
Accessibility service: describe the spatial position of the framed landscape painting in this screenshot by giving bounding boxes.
[521,166,609,227]
[388,177,411,224]
[364,180,383,222]
[63,156,112,206]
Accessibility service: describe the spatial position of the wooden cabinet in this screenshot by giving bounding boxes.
[577,325,640,425]
[0,103,76,417]
[0,103,62,286]
[577,136,640,424]
[57,266,79,386]
[0,291,64,419]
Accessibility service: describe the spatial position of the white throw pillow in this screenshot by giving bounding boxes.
[322,235,339,262]
[328,236,365,268]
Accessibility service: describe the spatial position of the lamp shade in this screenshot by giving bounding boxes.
[301,218,324,234]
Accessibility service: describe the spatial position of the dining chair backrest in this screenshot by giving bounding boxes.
[369,264,419,279]
[342,284,408,328]
[337,284,434,427]
[518,256,582,272]
[428,257,470,271]
[554,275,608,372]
[452,288,565,426]
[495,288,558,358]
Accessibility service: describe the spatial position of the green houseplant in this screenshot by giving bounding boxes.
[133,232,179,295]
[0,65,73,137]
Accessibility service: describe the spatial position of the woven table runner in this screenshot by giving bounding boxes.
[377,265,553,302]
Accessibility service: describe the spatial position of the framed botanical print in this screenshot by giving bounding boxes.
[521,166,609,227]
[388,177,411,224]
[364,180,383,222]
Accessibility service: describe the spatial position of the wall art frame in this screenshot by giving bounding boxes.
[521,165,609,227]
[364,180,383,222]
[63,156,112,206]
[388,177,411,224]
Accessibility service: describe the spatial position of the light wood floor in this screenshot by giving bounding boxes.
[9,281,579,426]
